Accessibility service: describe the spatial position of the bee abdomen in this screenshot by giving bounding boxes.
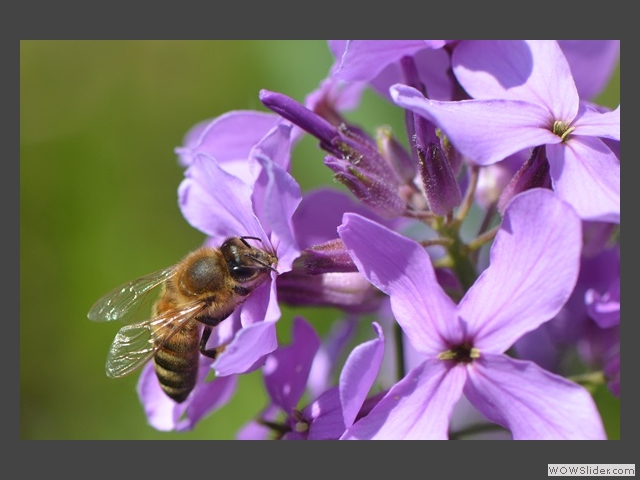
[153,328,200,403]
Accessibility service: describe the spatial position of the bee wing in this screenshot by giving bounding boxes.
[87,266,176,322]
[105,301,205,378]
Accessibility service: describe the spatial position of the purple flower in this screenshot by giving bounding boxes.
[238,317,385,440]
[275,188,389,313]
[330,40,455,101]
[137,112,302,429]
[175,110,288,171]
[557,41,620,101]
[391,40,620,223]
[585,270,620,330]
[260,89,412,219]
[178,121,301,374]
[304,49,366,127]
[515,239,620,374]
[338,188,606,439]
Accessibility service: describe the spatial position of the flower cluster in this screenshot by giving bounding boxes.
[138,41,620,439]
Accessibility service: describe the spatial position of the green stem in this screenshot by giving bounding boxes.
[439,222,477,292]
[568,370,606,392]
[455,164,479,223]
[468,225,499,252]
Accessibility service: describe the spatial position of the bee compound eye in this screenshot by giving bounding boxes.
[229,265,257,282]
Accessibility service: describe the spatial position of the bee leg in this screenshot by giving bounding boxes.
[199,325,222,359]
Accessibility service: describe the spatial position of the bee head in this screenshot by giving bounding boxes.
[221,236,277,284]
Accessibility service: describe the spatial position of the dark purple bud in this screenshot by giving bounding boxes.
[325,156,407,218]
[497,146,552,215]
[417,141,462,216]
[293,238,357,274]
[400,109,464,218]
[260,89,338,147]
[439,134,464,175]
[261,89,400,187]
[376,126,417,183]
[335,127,402,186]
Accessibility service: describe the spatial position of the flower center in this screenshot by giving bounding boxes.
[552,120,575,142]
[292,409,309,433]
[437,342,480,364]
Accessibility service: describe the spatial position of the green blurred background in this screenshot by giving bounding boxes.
[21,41,620,439]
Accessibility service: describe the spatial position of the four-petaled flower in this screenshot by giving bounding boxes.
[338,189,606,439]
[390,40,619,223]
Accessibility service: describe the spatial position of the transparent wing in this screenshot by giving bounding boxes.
[105,301,205,378]
[87,266,176,322]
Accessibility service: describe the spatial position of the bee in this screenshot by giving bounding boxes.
[88,236,277,403]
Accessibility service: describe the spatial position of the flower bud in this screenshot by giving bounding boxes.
[325,156,407,218]
[497,146,552,215]
[277,271,383,314]
[376,126,417,183]
[293,238,357,275]
[260,89,337,148]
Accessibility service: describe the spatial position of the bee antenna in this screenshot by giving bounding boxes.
[244,253,277,272]
[240,236,262,247]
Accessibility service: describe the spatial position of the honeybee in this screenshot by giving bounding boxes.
[88,236,277,403]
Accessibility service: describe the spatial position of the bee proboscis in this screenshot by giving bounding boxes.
[88,236,277,403]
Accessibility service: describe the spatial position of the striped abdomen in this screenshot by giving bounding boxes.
[153,320,200,403]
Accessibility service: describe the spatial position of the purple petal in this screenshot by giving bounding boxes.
[178,373,237,431]
[558,40,620,100]
[328,40,348,59]
[390,85,558,165]
[548,137,620,223]
[137,356,237,432]
[292,188,389,249]
[179,154,264,242]
[213,320,278,376]
[263,317,320,413]
[512,321,563,373]
[458,189,581,353]
[240,277,280,326]
[465,354,606,439]
[341,359,466,439]
[449,394,512,439]
[305,387,345,440]
[574,104,620,141]
[340,322,385,427]
[369,47,454,101]
[333,40,444,82]
[453,41,579,122]
[338,213,458,354]
[252,154,302,272]
[137,363,185,431]
[249,122,294,172]
[305,75,366,114]
[585,276,620,329]
[307,318,357,398]
[175,111,281,168]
